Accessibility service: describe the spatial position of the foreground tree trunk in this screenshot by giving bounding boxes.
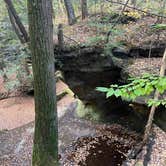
[4,0,29,43]
[81,0,88,20]
[64,0,76,25]
[27,0,58,165]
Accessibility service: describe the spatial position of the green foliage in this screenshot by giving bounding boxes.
[150,24,166,30]
[96,74,166,107]
[0,0,32,95]
[2,45,33,93]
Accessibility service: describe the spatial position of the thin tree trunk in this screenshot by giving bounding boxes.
[7,8,25,43]
[128,49,166,160]
[4,0,29,43]
[58,24,64,51]
[81,0,88,20]
[143,49,166,144]
[27,0,58,165]
[64,0,77,25]
[106,0,130,43]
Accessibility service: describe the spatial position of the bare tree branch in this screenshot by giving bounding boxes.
[105,0,166,19]
[106,0,130,43]
[4,0,29,43]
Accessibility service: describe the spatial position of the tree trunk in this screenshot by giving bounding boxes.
[58,24,64,51]
[64,0,77,25]
[81,0,88,20]
[143,48,166,144]
[128,49,166,160]
[27,0,58,165]
[7,8,25,43]
[4,0,29,43]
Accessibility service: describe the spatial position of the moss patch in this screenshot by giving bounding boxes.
[76,99,103,121]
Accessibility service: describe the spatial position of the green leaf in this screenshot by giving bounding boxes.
[96,87,109,92]
[144,85,154,95]
[134,89,142,96]
[151,24,166,30]
[106,88,114,98]
[114,89,121,97]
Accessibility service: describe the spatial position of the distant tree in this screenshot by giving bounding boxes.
[27,0,58,165]
[64,0,77,25]
[81,0,88,20]
[4,0,29,43]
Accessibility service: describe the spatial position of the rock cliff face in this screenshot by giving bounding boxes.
[55,47,121,103]
[54,44,166,131]
[55,44,165,102]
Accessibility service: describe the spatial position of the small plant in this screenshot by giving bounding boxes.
[123,11,142,19]
[96,74,166,107]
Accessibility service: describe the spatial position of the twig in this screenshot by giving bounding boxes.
[105,0,166,19]
[106,0,130,43]
[63,34,79,45]
[116,149,128,158]
[0,94,18,101]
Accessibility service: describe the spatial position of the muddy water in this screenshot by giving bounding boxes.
[63,136,130,166]
[84,139,127,166]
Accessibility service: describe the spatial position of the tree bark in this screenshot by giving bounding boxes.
[4,0,29,43]
[81,0,88,20]
[27,0,58,165]
[64,0,77,25]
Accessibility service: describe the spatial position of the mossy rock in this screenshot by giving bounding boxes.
[76,99,103,121]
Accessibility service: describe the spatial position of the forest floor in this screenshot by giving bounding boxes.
[53,15,166,48]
